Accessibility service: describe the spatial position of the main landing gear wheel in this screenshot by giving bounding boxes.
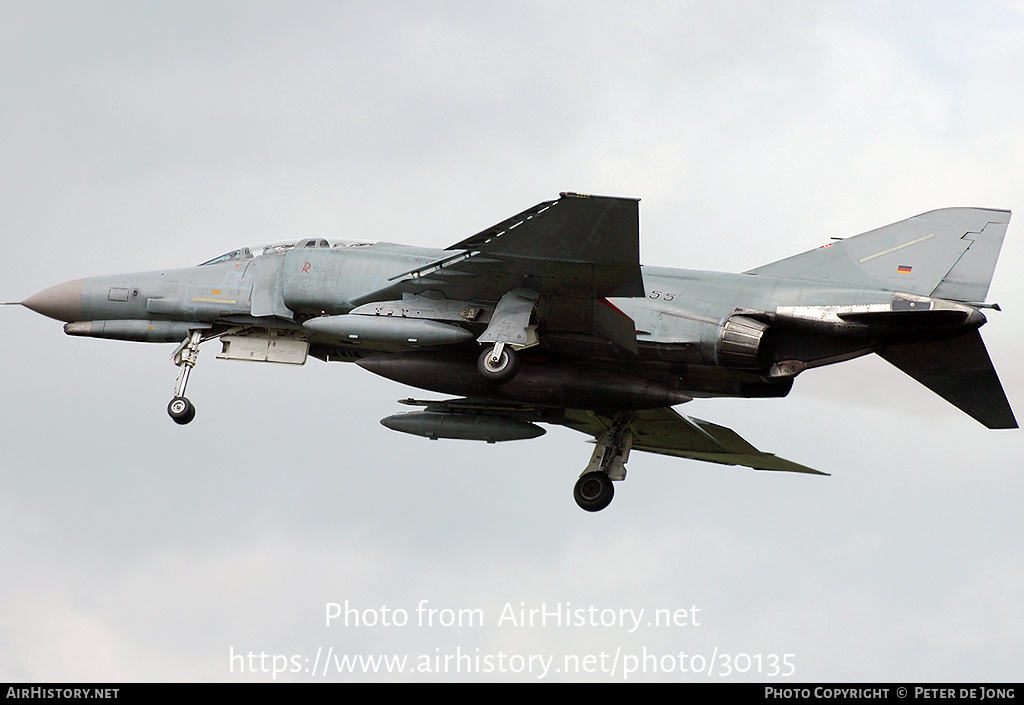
[167,396,196,425]
[478,343,520,385]
[574,472,614,512]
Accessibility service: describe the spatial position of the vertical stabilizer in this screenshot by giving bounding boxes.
[748,208,1011,301]
[929,210,1011,302]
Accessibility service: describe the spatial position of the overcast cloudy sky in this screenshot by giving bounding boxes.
[2,1,1023,682]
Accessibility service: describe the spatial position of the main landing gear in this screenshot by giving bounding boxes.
[477,342,520,384]
[574,472,614,512]
[475,288,537,385]
[168,330,202,425]
[574,417,634,512]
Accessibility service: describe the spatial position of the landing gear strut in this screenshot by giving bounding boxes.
[574,417,634,512]
[168,330,202,425]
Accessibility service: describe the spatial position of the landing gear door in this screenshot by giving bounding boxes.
[217,333,309,365]
[478,288,539,348]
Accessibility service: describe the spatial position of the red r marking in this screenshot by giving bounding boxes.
[302,262,311,274]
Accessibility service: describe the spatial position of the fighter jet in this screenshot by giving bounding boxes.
[15,193,1017,511]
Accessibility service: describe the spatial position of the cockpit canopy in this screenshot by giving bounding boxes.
[197,238,372,266]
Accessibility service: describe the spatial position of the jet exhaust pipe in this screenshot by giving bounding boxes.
[715,315,771,371]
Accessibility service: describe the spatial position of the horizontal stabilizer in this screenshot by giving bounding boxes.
[877,330,1018,429]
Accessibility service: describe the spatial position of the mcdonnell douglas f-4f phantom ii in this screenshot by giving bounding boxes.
[15,193,1017,511]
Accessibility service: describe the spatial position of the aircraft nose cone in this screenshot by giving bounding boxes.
[22,278,87,322]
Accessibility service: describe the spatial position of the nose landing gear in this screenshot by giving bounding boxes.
[167,396,196,425]
[168,330,203,425]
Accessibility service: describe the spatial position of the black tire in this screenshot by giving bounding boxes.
[168,396,196,425]
[573,472,614,512]
[477,345,520,385]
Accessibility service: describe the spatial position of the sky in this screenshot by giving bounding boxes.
[1,0,1023,682]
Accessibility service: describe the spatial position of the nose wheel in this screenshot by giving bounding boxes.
[168,396,196,425]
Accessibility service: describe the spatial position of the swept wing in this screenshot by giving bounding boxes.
[392,398,825,476]
[351,192,644,305]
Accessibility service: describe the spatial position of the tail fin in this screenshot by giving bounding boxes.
[748,208,1011,302]
[877,330,1017,429]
